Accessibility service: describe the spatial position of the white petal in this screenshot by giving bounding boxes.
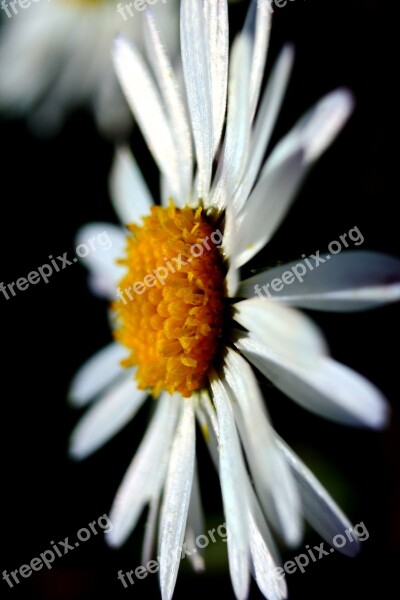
[159,398,196,600]
[300,88,355,163]
[184,462,205,572]
[232,89,354,267]
[236,335,390,428]
[142,494,161,566]
[145,11,193,203]
[233,298,328,367]
[275,436,360,557]
[209,32,252,211]
[247,0,272,119]
[87,272,119,300]
[233,45,294,212]
[246,475,281,567]
[224,349,302,546]
[204,0,229,154]
[180,0,213,200]
[69,376,146,460]
[239,251,400,311]
[109,146,153,226]
[248,509,287,600]
[108,393,180,547]
[210,376,250,600]
[69,343,127,407]
[75,222,126,285]
[197,390,220,468]
[232,149,304,267]
[112,37,180,198]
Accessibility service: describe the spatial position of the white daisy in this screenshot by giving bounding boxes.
[0,0,178,135]
[69,1,400,598]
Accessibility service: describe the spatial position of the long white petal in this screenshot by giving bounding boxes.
[197,390,220,468]
[142,494,161,566]
[232,89,354,267]
[145,11,193,203]
[247,0,272,119]
[248,507,287,600]
[236,335,390,428]
[184,462,205,572]
[112,37,180,198]
[275,436,360,557]
[204,0,229,154]
[224,349,302,545]
[233,298,328,367]
[108,394,180,547]
[159,399,196,600]
[239,251,400,311]
[69,376,146,460]
[233,45,294,212]
[232,149,304,267]
[211,376,250,600]
[69,343,127,407]
[180,0,213,200]
[209,33,252,211]
[109,146,153,226]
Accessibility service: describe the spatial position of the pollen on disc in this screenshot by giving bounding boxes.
[114,203,225,398]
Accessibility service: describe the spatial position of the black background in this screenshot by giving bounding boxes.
[1,0,398,598]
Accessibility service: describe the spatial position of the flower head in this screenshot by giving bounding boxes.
[69,1,400,598]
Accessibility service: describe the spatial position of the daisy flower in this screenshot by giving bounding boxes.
[69,1,400,598]
[0,0,178,135]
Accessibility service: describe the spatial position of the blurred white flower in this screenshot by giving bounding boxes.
[0,0,178,135]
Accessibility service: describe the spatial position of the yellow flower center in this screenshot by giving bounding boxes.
[114,203,226,398]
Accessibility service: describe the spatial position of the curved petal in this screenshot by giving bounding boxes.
[69,342,127,407]
[107,393,180,547]
[159,398,196,600]
[180,0,213,200]
[184,462,205,572]
[233,44,294,212]
[247,0,272,119]
[69,375,146,460]
[239,251,400,311]
[204,0,229,155]
[231,89,354,267]
[145,11,193,203]
[112,37,181,198]
[233,298,328,367]
[224,349,302,546]
[210,375,250,600]
[236,335,390,428]
[209,32,252,211]
[275,435,360,557]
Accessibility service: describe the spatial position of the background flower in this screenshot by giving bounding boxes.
[0,0,178,135]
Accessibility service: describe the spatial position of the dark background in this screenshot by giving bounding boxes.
[1,0,398,598]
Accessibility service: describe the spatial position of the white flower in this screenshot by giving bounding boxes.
[0,0,178,135]
[69,1,400,599]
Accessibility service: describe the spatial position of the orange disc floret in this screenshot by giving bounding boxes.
[113,203,226,398]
